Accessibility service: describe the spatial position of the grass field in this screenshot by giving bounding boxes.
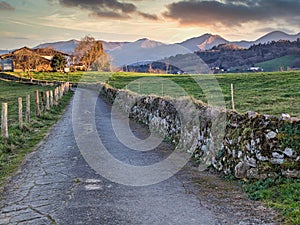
[9,71,300,117]
[0,80,54,124]
[0,79,73,187]
[107,71,300,118]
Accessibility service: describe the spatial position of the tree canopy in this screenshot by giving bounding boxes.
[51,53,67,71]
[74,35,107,70]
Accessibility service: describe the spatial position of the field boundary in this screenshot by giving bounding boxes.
[88,82,300,180]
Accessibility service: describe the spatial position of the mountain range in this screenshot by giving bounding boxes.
[35,39,129,54]
[110,31,300,66]
[2,31,300,66]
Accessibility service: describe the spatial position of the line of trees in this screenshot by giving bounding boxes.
[51,53,67,72]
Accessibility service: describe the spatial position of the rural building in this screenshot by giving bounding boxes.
[248,66,264,72]
[70,63,87,71]
[0,47,69,72]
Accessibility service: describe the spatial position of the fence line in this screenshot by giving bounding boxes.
[1,83,70,141]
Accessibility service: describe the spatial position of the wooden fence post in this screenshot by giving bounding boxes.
[41,91,45,112]
[231,83,235,111]
[18,97,23,129]
[26,94,30,123]
[1,103,8,141]
[46,91,50,111]
[59,85,63,99]
[54,88,58,105]
[50,90,53,108]
[65,82,69,92]
[35,90,40,117]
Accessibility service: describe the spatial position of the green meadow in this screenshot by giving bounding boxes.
[9,71,300,117]
[107,71,300,118]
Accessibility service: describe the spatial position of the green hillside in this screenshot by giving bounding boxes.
[256,55,300,72]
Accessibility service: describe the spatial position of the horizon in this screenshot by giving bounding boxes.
[2,30,300,51]
[1,0,300,49]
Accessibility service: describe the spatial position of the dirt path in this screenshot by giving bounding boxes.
[0,88,280,225]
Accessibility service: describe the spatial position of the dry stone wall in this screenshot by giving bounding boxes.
[98,83,300,180]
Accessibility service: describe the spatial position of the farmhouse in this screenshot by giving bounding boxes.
[0,47,69,72]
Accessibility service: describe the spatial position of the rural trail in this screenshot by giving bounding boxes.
[0,88,280,225]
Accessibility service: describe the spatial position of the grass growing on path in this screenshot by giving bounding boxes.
[243,178,300,225]
[0,80,73,187]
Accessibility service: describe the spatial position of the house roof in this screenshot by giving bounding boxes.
[0,46,69,60]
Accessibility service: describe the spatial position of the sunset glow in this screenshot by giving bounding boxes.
[0,0,299,49]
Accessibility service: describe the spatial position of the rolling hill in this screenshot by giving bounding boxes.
[232,31,300,49]
[35,40,79,54]
[35,39,129,54]
[0,50,9,55]
[129,39,300,73]
[109,38,190,66]
[255,55,300,71]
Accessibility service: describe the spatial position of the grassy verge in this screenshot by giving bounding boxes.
[242,178,300,225]
[0,80,73,187]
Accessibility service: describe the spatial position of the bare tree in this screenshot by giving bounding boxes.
[74,36,106,70]
[81,41,104,70]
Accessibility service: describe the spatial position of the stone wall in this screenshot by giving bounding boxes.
[98,83,300,180]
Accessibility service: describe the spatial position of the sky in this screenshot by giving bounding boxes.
[0,0,300,49]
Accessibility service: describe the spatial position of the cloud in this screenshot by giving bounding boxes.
[163,0,300,28]
[53,0,158,20]
[138,12,158,20]
[0,1,15,11]
[255,27,295,34]
[55,0,135,18]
